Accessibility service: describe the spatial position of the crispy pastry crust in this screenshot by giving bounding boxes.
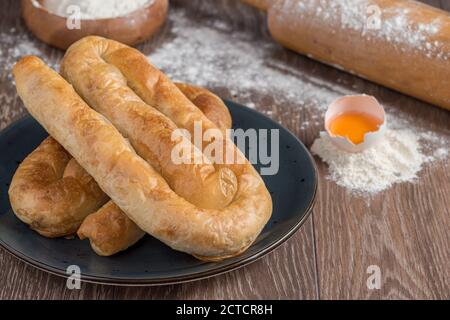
[77,201,145,256]
[77,83,234,256]
[8,137,108,237]
[13,43,272,260]
[174,82,232,136]
[10,82,233,255]
[61,38,237,210]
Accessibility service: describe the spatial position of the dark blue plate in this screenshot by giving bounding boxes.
[0,101,317,286]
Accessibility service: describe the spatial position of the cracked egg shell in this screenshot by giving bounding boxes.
[325,95,386,153]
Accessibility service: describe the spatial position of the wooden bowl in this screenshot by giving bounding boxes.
[21,0,169,50]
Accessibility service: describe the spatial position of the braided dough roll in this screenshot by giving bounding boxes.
[14,54,272,260]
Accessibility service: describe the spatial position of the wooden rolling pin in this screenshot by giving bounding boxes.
[241,0,450,111]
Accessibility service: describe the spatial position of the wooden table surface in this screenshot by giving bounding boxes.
[0,0,449,300]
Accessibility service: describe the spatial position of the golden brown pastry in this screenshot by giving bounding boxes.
[14,44,272,261]
[174,83,232,136]
[8,137,109,237]
[61,39,237,211]
[77,201,145,256]
[77,84,233,256]
[10,81,232,255]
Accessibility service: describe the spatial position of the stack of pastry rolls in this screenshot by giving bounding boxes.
[9,36,272,261]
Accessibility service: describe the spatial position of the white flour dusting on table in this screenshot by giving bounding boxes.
[0,30,52,127]
[0,30,58,81]
[149,11,342,109]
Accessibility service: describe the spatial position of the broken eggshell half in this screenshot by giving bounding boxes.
[324,95,386,153]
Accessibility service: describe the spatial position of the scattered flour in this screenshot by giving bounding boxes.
[0,29,56,128]
[0,31,52,81]
[433,148,448,159]
[148,10,342,109]
[39,0,152,19]
[311,129,428,194]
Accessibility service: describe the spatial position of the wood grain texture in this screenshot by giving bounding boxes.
[0,0,449,300]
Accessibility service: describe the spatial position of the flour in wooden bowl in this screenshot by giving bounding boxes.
[40,0,153,19]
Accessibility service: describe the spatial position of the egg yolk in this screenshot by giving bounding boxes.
[329,112,382,144]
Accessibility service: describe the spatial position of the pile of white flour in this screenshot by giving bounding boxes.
[40,0,152,19]
[311,129,431,194]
